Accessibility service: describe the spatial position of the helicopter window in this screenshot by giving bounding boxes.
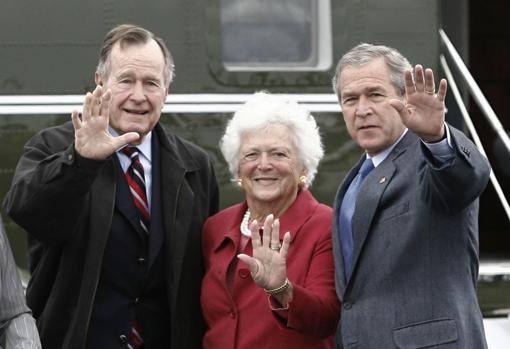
[220,0,332,71]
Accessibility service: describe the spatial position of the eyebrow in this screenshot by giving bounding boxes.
[342,85,385,98]
[116,70,162,82]
[241,145,291,153]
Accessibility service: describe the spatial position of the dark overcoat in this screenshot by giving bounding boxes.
[3,121,219,349]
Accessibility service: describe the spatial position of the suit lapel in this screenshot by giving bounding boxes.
[147,135,164,269]
[155,125,196,311]
[349,159,395,281]
[89,160,116,249]
[347,132,415,290]
[85,160,116,289]
[278,190,318,243]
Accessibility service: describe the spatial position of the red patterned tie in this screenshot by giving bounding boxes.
[128,320,144,349]
[122,146,147,348]
[122,146,150,235]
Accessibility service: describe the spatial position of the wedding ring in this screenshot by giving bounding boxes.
[270,243,281,251]
[425,90,435,94]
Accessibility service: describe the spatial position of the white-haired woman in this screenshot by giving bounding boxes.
[201,92,340,349]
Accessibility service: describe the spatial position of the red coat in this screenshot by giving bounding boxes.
[201,190,340,349]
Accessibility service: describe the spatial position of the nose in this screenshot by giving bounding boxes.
[257,152,273,169]
[130,81,146,102]
[354,95,371,118]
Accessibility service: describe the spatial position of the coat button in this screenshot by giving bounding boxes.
[137,257,146,265]
[230,310,236,318]
[119,334,128,343]
[238,269,250,278]
[343,302,352,310]
[461,146,471,157]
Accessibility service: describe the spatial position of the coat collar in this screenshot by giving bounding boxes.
[153,124,198,310]
[154,123,200,172]
[212,190,319,252]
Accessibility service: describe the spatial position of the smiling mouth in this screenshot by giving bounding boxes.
[124,108,148,115]
[358,125,377,131]
[255,178,277,183]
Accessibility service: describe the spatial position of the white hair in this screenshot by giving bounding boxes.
[220,91,324,188]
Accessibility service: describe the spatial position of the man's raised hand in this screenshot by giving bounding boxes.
[390,65,448,142]
[71,85,139,160]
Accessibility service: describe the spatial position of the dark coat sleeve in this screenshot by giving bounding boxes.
[3,122,106,245]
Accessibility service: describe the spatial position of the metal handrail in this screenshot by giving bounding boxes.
[439,29,510,224]
[439,29,510,156]
[440,55,510,223]
[0,93,341,114]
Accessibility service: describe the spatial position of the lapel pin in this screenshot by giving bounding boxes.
[379,177,386,184]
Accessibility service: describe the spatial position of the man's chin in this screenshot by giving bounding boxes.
[112,123,155,144]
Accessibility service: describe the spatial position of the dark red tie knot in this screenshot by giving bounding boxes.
[121,146,140,159]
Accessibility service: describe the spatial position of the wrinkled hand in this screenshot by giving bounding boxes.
[238,214,291,290]
[71,85,139,160]
[389,65,448,142]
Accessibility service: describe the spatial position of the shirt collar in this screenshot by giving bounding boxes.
[368,128,408,167]
[110,127,152,162]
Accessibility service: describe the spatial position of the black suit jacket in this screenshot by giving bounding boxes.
[3,122,219,349]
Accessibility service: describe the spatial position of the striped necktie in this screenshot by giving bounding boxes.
[122,146,147,348]
[122,146,150,235]
[128,319,143,349]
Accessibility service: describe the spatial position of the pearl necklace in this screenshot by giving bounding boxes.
[240,209,252,237]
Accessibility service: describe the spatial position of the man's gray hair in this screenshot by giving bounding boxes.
[332,43,412,97]
[96,24,175,88]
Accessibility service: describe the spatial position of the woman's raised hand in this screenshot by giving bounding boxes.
[238,214,291,290]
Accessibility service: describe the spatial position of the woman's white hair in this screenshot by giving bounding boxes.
[220,91,324,188]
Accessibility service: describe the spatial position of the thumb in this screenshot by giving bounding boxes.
[389,98,410,123]
[389,98,406,114]
[113,132,140,150]
[237,254,258,274]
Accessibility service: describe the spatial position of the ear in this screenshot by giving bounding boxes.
[95,71,103,86]
[161,87,169,110]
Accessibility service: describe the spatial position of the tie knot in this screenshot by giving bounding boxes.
[359,158,374,179]
[121,146,140,160]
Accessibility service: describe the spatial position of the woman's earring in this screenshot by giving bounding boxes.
[299,175,307,186]
[236,178,243,187]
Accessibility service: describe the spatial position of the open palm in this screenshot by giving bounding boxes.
[238,214,291,290]
[71,85,139,160]
[390,65,448,142]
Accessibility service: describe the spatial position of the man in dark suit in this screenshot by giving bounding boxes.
[331,43,490,348]
[3,24,219,349]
